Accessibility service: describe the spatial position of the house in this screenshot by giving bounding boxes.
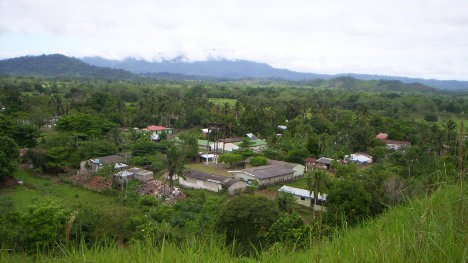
[229,164,294,186]
[278,185,327,211]
[179,169,247,195]
[383,140,410,150]
[304,157,317,171]
[376,133,410,150]
[345,152,373,164]
[144,125,173,135]
[376,133,389,140]
[316,157,334,170]
[114,167,154,187]
[201,128,213,136]
[79,153,131,175]
[268,160,305,177]
[199,153,218,164]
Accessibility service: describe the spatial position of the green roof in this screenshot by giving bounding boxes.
[233,139,267,147]
[197,139,212,146]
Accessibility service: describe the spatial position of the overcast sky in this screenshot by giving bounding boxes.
[1,0,467,80]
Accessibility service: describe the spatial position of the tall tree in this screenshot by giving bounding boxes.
[0,136,19,180]
[306,169,329,219]
[164,143,186,190]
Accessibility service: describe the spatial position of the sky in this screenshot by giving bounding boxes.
[0,0,467,80]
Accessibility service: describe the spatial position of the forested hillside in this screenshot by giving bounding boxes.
[0,54,135,79]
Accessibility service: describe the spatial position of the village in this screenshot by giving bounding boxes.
[70,123,411,214]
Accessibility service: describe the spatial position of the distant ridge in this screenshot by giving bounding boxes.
[0,54,466,90]
[0,54,135,79]
[82,56,468,90]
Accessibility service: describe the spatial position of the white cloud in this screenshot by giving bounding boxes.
[0,0,467,80]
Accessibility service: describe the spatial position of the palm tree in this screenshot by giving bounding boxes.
[164,143,186,191]
[306,169,329,241]
[306,169,329,219]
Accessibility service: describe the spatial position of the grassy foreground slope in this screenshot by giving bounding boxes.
[1,184,467,262]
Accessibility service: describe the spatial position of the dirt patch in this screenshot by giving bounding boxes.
[137,179,184,203]
[83,176,112,192]
[67,174,111,192]
[255,189,277,200]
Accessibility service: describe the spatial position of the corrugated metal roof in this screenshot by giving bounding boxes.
[278,185,327,201]
[184,169,241,187]
[241,164,293,179]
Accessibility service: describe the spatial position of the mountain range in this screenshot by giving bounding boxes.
[1,54,467,90]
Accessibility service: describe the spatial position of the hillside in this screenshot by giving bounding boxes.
[0,54,135,79]
[2,184,465,262]
[82,56,468,90]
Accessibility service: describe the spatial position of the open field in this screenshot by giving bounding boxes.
[0,169,139,216]
[185,162,230,176]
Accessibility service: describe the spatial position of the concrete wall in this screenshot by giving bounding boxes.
[227,181,248,195]
[292,165,305,177]
[258,172,294,186]
[293,195,312,207]
[179,177,222,193]
[231,172,257,184]
[134,173,153,182]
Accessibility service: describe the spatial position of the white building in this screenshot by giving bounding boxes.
[278,185,327,211]
[179,169,247,195]
[345,153,373,164]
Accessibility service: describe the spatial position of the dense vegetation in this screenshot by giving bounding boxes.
[0,75,467,261]
[0,55,135,79]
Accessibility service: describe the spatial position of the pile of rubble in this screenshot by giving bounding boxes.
[137,179,184,202]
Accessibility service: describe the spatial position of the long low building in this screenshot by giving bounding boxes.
[229,164,295,186]
[278,185,327,211]
[179,169,247,195]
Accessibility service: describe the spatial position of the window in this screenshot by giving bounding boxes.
[301,197,305,200]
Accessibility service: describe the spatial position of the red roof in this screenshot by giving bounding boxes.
[146,125,169,131]
[376,133,388,140]
[304,157,317,163]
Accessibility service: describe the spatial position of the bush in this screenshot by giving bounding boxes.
[219,153,243,168]
[139,195,161,207]
[276,192,296,213]
[23,200,69,249]
[424,113,438,122]
[249,156,268,167]
[217,195,280,253]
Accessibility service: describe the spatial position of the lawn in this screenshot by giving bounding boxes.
[208,98,237,107]
[185,162,230,176]
[0,169,140,217]
[267,177,309,192]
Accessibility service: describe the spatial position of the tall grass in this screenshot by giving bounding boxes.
[1,184,466,262]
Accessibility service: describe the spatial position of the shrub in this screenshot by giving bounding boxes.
[249,156,268,167]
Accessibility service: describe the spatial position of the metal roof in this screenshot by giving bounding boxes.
[184,169,241,187]
[278,185,327,201]
[240,164,293,180]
